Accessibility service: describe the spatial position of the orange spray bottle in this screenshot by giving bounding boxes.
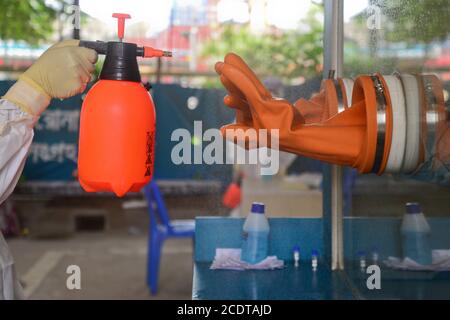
[78,13,171,197]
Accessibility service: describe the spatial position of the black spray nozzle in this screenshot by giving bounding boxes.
[80,41,140,82]
[79,40,172,82]
[79,40,172,58]
[79,40,108,55]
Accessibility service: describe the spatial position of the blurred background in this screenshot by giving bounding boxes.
[0,0,449,299]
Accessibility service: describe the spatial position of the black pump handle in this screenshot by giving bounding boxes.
[79,40,108,55]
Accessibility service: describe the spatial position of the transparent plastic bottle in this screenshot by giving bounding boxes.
[311,249,319,271]
[241,202,270,264]
[357,250,367,271]
[401,202,432,265]
[371,246,379,265]
[293,246,300,267]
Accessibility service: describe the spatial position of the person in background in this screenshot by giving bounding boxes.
[0,40,97,299]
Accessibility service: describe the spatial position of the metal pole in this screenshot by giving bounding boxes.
[323,0,344,271]
[73,0,80,40]
[156,57,162,83]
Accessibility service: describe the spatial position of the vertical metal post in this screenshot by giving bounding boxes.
[73,0,80,40]
[156,57,162,84]
[323,0,344,270]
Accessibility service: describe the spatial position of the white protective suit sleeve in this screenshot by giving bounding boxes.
[0,98,35,300]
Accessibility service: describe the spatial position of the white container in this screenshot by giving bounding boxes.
[241,202,270,264]
[401,202,432,265]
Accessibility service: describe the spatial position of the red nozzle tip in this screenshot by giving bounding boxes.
[112,13,131,41]
[143,46,173,58]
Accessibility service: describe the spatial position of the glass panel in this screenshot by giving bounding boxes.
[344,0,450,216]
[343,0,450,299]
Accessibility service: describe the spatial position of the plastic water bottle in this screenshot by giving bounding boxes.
[401,202,432,265]
[311,249,319,271]
[293,246,300,267]
[357,250,367,271]
[371,246,379,265]
[241,202,270,264]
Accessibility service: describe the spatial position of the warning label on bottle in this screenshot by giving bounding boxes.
[145,131,154,177]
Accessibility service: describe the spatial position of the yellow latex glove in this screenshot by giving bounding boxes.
[4,40,97,116]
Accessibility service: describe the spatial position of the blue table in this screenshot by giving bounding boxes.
[343,264,450,300]
[192,217,450,300]
[193,263,353,300]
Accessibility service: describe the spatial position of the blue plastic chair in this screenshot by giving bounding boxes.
[143,180,195,295]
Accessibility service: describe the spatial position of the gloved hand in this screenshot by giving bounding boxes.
[216,53,329,127]
[215,54,367,167]
[3,40,97,116]
[215,53,305,141]
[294,87,334,124]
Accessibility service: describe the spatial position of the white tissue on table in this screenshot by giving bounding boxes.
[210,248,284,271]
[384,250,450,271]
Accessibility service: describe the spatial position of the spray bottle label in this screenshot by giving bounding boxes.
[145,131,154,177]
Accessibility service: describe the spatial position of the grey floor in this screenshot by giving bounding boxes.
[7,233,193,299]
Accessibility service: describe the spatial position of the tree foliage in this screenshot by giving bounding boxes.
[0,0,57,44]
[352,0,450,44]
[373,0,450,44]
[202,4,324,82]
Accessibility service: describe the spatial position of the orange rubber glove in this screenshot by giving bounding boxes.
[215,54,368,168]
[216,53,336,126]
